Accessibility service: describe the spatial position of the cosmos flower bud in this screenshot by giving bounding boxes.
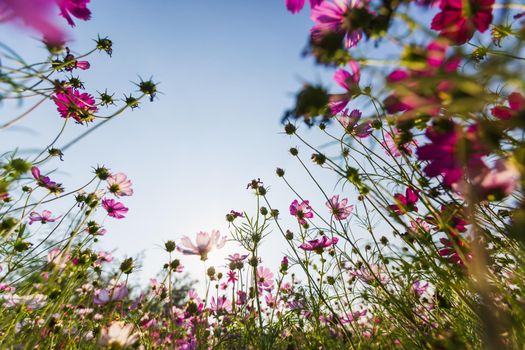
[94,166,110,180]
[164,240,176,252]
[276,168,285,177]
[311,153,326,165]
[289,147,299,156]
[170,259,181,271]
[285,230,294,240]
[120,258,134,274]
[260,207,268,216]
[124,94,140,110]
[284,123,296,135]
[99,90,115,106]
[207,266,216,278]
[95,36,113,56]
[48,148,64,160]
[138,79,158,102]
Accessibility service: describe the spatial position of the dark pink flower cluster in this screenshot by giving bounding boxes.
[431,0,494,45]
[416,121,486,187]
[384,40,460,117]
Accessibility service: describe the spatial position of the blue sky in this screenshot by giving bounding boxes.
[0,0,379,287]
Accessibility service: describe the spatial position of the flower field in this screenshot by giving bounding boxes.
[0,0,524,349]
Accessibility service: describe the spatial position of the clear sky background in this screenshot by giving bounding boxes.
[0,0,410,288]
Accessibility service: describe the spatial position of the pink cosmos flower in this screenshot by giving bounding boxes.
[310,0,368,48]
[341,309,367,324]
[388,188,419,215]
[256,266,275,292]
[31,166,64,194]
[97,251,114,263]
[329,61,360,115]
[47,248,69,269]
[290,199,314,225]
[265,293,277,307]
[439,237,471,266]
[210,295,232,314]
[412,280,430,297]
[107,173,133,197]
[101,198,128,219]
[188,289,202,304]
[29,210,61,225]
[456,159,521,200]
[477,160,520,198]
[94,284,128,305]
[56,0,91,27]
[351,264,390,285]
[326,195,353,220]
[53,87,98,124]
[491,92,525,120]
[226,253,249,263]
[236,290,247,305]
[410,218,431,233]
[226,253,248,270]
[98,321,139,348]
[0,0,65,43]
[381,131,417,157]
[338,109,372,137]
[431,0,494,45]
[299,236,338,253]
[177,230,227,261]
[286,0,323,14]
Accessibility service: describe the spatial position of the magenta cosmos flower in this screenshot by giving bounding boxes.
[56,0,92,27]
[53,87,98,124]
[338,109,372,138]
[31,166,64,194]
[310,0,369,48]
[286,0,323,14]
[0,0,64,43]
[431,0,494,45]
[326,195,353,220]
[107,173,133,197]
[102,198,128,219]
[383,40,461,117]
[329,61,360,115]
[299,235,338,253]
[177,230,227,261]
[388,188,419,215]
[417,122,486,187]
[289,199,314,225]
[439,237,471,266]
[491,92,525,120]
[29,210,61,225]
[94,284,128,305]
